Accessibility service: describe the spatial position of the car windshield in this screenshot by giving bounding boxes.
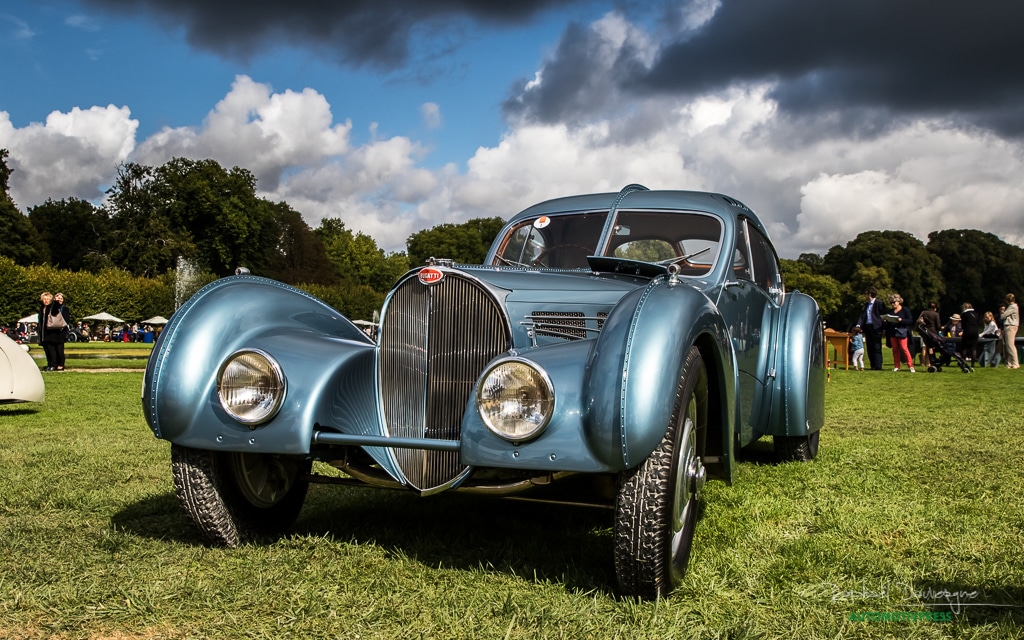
[494,212,608,268]
[493,210,722,275]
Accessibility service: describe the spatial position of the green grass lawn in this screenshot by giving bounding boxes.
[1,365,1021,639]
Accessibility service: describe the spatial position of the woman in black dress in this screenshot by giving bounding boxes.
[38,291,71,371]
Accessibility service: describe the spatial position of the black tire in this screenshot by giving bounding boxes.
[614,346,708,600]
[66,332,77,343]
[171,444,312,546]
[774,429,820,462]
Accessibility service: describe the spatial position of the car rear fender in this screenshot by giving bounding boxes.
[582,279,737,480]
[767,291,825,436]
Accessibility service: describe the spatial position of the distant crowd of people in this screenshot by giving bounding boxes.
[0,291,164,372]
[852,287,1019,371]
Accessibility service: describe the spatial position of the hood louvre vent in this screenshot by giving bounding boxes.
[526,311,609,341]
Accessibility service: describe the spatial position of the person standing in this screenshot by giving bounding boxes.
[885,293,915,372]
[979,311,1001,368]
[38,291,71,371]
[857,287,888,370]
[916,301,941,368]
[1001,294,1019,369]
[850,326,865,370]
[959,302,981,367]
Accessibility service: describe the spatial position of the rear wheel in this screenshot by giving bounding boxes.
[614,347,708,599]
[774,430,820,462]
[171,444,311,546]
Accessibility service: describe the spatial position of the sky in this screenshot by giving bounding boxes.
[2,0,1024,257]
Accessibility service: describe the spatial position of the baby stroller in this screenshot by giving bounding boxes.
[917,323,974,373]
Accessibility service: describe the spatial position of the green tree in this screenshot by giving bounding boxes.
[154,158,280,277]
[28,197,113,272]
[316,218,409,292]
[0,149,49,266]
[105,158,289,278]
[405,217,505,267]
[821,230,943,311]
[104,162,189,277]
[780,259,843,324]
[926,229,1024,315]
[267,202,336,285]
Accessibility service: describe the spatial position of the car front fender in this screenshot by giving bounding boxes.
[143,276,378,456]
[582,278,737,472]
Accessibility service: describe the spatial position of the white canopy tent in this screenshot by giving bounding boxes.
[18,314,39,324]
[82,312,124,323]
[141,316,169,325]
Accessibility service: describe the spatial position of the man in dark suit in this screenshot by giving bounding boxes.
[959,302,981,366]
[857,287,888,370]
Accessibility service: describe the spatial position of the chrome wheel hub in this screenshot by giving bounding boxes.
[230,452,298,508]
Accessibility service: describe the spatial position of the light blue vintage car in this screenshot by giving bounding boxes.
[143,184,824,599]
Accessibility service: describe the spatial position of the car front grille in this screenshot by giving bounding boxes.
[379,271,511,492]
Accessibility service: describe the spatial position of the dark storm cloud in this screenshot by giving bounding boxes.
[509,0,1024,136]
[79,0,584,69]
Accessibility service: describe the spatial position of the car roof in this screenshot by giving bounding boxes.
[507,186,771,242]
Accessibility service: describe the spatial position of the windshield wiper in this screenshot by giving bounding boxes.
[495,255,532,268]
[658,247,711,267]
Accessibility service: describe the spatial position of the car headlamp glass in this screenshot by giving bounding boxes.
[477,359,553,442]
[217,349,285,425]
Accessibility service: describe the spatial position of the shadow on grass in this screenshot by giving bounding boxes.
[0,406,42,417]
[111,484,622,595]
[736,438,779,465]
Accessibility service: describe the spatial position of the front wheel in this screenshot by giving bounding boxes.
[614,346,708,599]
[171,444,312,546]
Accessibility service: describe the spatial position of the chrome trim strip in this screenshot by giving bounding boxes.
[312,430,460,452]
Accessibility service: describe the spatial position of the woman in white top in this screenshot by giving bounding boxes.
[1001,294,1019,369]
[979,311,1001,367]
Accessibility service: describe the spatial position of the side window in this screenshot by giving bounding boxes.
[733,219,753,281]
[747,225,782,298]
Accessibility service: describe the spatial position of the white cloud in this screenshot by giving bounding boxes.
[0,105,137,206]
[1,14,35,40]
[4,22,1024,261]
[66,15,101,31]
[134,75,351,190]
[421,102,441,129]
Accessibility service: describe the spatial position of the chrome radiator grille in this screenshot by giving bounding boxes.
[379,272,511,492]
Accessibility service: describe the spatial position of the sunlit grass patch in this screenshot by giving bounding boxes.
[1,367,1021,638]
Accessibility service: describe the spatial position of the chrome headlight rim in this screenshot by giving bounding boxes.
[476,356,555,443]
[216,348,286,426]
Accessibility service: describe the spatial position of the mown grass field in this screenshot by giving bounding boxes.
[1,347,1021,639]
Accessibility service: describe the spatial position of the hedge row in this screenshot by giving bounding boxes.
[0,257,182,325]
[1,257,386,326]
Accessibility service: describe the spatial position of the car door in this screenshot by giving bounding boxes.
[717,218,780,445]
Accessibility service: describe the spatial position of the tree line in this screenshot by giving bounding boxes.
[782,229,1024,329]
[0,149,501,323]
[3,148,1023,328]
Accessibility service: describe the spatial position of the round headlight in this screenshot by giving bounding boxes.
[477,359,554,442]
[217,349,285,425]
